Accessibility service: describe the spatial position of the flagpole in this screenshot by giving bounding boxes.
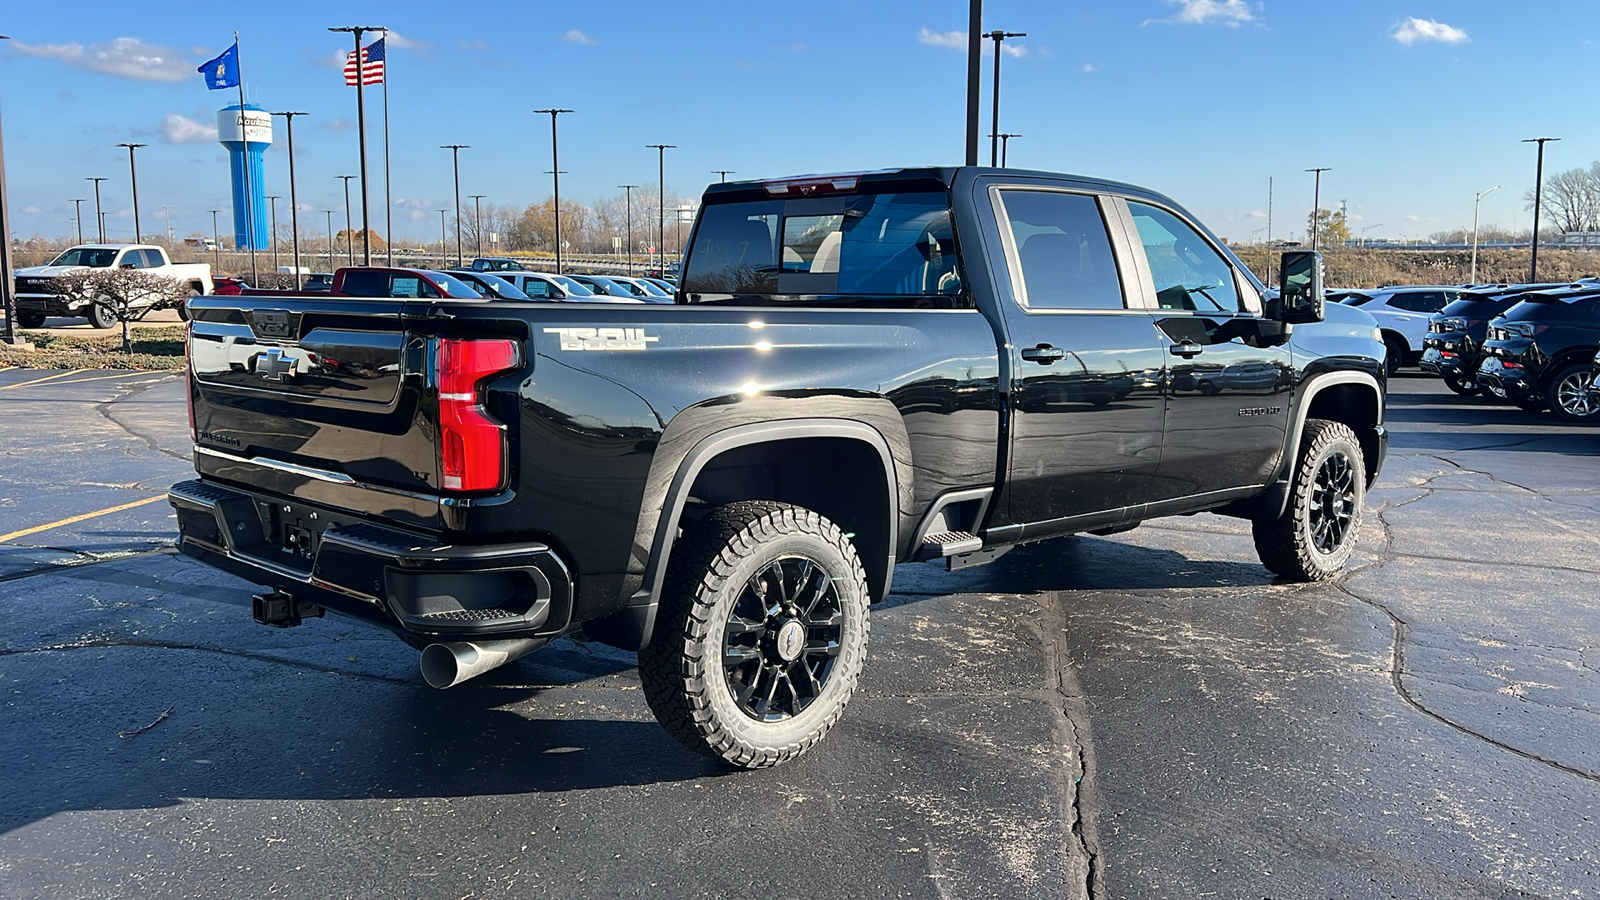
[235,32,259,284]
[330,25,381,265]
[382,29,393,266]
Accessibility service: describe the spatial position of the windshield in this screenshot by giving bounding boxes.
[681,191,965,305]
[48,247,119,268]
[627,278,671,297]
[475,273,529,300]
[1344,293,1376,306]
[426,271,492,299]
[546,275,595,296]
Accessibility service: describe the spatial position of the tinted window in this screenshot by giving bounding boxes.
[1128,202,1243,313]
[682,192,964,303]
[1345,293,1376,307]
[549,275,595,296]
[339,270,390,297]
[119,250,146,269]
[141,249,166,268]
[428,272,488,299]
[1390,291,1448,313]
[999,190,1124,310]
[478,274,529,300]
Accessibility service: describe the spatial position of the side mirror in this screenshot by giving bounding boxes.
[1275,250,1325,324]
[550,288,566,300]
[120,263,137,270]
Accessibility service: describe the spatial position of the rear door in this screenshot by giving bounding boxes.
[988,185,1166,532]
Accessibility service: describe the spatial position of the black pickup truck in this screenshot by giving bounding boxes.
[170,166,1388,768]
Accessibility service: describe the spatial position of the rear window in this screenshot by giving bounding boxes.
[1440,296,1512,318]
[681,191,969,307]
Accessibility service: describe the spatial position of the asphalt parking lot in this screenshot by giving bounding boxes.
[0,370,1596,899]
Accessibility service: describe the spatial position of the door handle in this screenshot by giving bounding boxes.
[1021,343,1067,364]
[1169,341,1204,359]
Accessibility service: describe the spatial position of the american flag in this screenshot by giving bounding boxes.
[343,38,385,86]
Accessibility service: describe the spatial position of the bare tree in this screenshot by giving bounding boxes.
[52,269,192,352]
[1524,163,1600,234]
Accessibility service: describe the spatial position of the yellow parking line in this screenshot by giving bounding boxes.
[0,369,88,391]
[51,370,176,387]
[0,495,167,543]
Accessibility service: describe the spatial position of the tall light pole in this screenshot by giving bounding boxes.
[1306,167,1331,253]
[70,199,86,245]
[116,142,146,243]
[324,210,335,267]
[0,33,20,345]
[437,209,448,260]
[619,184,638,275]
[328,25,384,264]
[533,109,572,273]
[209,209,222,270]
[469,194,486,258]
[440,144,469,267]
[965,0,982,165]
[337,174,356,265]
[87,177,107,242]
[711,170,735,183]
[647,144,675,274]
[994,133,1020,167]
[1471,185,1501,283]
[987,30,1025,167]
[272,111,307,286]
[1523,137,1559,283]
[160,204,172,245]
[266,195,281,273]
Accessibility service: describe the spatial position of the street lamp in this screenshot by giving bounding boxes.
[70,199,86,245]
[324,210,335,267]
[1523,137,1559,282]
[647,144,675,274]
[618,184,638,275]
[469,194,486,258]
[437,209,448,260]
[1306,167,1331,253]
[440,144,469,267]
[1471,186,1501,283]
[209,209,222,270]
[267,195,280,273]
[1361,223,1384,249]
[0,33,20,346]
[271,112,308,287]
[86,177,108,242]
[711,170,735,183]
[987,30,1025,167]
[116,142,146,243]
[992,132,1020,167]
[534,109,572,273]
[337,174,356,265]
[328,25,384,264]
[160,204,172,245]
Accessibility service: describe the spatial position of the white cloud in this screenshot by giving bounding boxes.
[918,28,1028,55]
[383,30,431,52]
[770,43,807,52]
[1390,17,1469,46]
[12,37,193,82]
[161,112,217,144]
[23,206,41,215]
[564,30,599,46]
[1143,0,1255,27]
[1083,63,1100,73]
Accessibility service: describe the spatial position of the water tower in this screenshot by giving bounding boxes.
[217,104,271,251]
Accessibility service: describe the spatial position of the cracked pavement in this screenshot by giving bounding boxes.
[0,369,1596,898]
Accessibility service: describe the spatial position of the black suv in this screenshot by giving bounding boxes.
[1420,285,1563,396]
[1477,287,1600,422]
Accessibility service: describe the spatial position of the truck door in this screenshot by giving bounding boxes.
[989,187,1167,532]
[1117,199,1292,502]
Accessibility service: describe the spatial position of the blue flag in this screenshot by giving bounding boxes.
[198,43,239,90]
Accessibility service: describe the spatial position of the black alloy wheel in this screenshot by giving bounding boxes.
[1308,447,1358,555]
[722,557,845,723]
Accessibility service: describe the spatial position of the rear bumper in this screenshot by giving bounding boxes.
[1419,335,1475,379]
[1475,356,1537,399]
[169,478,573,646]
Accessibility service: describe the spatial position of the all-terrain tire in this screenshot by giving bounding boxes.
[1253,418,1366,582]
[638,500,870,769]
[16,311,46,329]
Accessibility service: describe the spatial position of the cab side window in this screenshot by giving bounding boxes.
[523,279,553,299]
[998,190,1125,310]
[1391,291,1447,313]
[1127,202,1243,313]
[141,249,166,268]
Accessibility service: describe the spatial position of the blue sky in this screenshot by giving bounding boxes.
[2,0,1596,245]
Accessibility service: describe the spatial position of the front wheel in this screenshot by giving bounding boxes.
[16,311,46,329]
[1253,419,1366,582]
[86,300,115,330]
[1545,363,1599,424]
[639,501,870,769]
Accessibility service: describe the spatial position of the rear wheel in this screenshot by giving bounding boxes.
[1545,363,1599,424]
[639,500,870,769]
[1382,334,1407,378]
[16,311,46,329]
[1253,419,1365,582]
[1512,395,1546,413]
[1443,376,1478,396]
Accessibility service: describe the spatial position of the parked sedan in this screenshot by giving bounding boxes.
[1476,286,1600,422]
[447,269,532,301]
[606,276,675,303]
[567,274,648,300]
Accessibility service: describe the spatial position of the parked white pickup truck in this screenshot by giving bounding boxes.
[12,244,213,329]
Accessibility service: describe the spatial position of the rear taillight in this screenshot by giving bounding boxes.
[436,338,518,492]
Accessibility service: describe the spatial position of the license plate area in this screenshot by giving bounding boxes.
[259,500,352,570]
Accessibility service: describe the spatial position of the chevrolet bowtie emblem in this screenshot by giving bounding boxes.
[258,348,298,383]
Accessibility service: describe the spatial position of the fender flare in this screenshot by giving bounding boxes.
[599,418,900,652]
[1264,371,1385,518]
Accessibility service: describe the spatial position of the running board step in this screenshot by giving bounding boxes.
[918,530,983,559]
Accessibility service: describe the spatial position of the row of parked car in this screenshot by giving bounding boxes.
[214,257,680,305]
[1331,280,1600,424]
